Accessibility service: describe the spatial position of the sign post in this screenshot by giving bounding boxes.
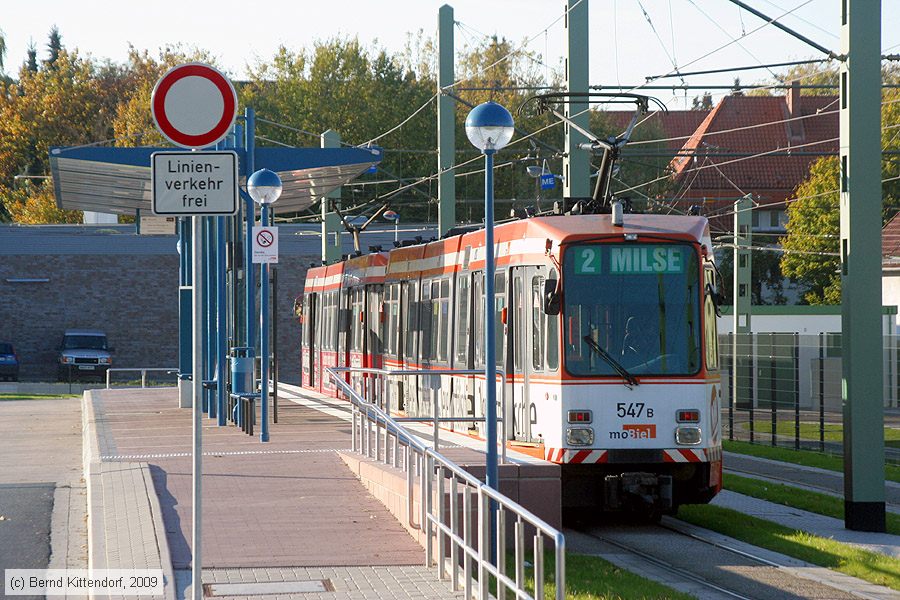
[151,62,238,600]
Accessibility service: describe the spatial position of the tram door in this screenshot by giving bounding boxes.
[508,266,544,443]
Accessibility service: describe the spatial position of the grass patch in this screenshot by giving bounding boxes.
[678,504,900,591]
[741,421,900,449]
[505,551,694,600]
[0,393,78,400]
[724,473,900,535]
[724,439,900,483]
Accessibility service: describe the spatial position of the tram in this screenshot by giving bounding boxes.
[298,210,722,514]
[297,93,723,515]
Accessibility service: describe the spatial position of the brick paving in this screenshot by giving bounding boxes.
[174,566,464,600]
[90,388,425,569]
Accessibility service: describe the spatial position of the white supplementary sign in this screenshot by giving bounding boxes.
[151,151,238,216]
[252,226,279,264]
[140,215,176,235]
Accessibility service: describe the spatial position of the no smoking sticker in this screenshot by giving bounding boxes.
[252,226,278,264]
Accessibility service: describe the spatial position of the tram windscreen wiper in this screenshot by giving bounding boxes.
[582,335,639,388]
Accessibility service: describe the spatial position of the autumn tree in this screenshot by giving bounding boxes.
[781,88,900,303]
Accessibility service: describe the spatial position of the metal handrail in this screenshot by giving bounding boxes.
[331,366,508,464]
[106,367,178,389]
[326,366,565,600]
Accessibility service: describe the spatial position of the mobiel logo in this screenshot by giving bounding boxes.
[609,424,657,439]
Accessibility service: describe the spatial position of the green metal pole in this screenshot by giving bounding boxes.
[564,0,590,199]
[321,129,343,264]
[840,0,886,532]
[437,4,456,237]
[733,195,752,433]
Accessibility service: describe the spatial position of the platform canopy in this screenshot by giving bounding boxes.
[49,146,382,216]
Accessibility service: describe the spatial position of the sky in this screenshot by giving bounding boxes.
[4,1,900,111]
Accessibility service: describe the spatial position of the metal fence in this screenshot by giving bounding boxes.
[105,367,179,388]
[326,366,566,600]
[719,333,899,464]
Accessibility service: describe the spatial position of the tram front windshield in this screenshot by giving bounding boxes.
[562,243,701,376]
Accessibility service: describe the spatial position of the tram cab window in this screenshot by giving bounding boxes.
[562,244,701,376]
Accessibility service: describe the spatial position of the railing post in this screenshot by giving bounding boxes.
[478,490,489,600]
[555,534,566,600]
[433,381,440,451]
[496,506,507,599]
[450,474,460,591]
[406,445,414,527]
[534,534,544,600]
[514,518,524,594]
[423,454,432,566]
[142,369,147,389]
[351,405,357,453]
[106,370,111,389]
[463,487,472,600]
[437,465,446,579]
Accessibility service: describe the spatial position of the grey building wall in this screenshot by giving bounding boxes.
[0,223,430,383]
[0,253,179,380]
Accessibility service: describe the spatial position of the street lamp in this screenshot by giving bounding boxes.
[247,168,282,443]
[465,101,514,501]
[383,209,400,242]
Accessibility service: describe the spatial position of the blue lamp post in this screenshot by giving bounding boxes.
[465,101,514,498]
[247,168,282,443]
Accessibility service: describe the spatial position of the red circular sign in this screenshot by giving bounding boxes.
[151,63,237,149]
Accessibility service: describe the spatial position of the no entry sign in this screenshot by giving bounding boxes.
[151,63,237,149]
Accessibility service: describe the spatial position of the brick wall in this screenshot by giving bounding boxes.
[0,253,315,383]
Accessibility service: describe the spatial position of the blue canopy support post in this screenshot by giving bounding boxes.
[205,216,216,418]
[178,217,193,408]
[244,109,257,354]
[216,215,227,426]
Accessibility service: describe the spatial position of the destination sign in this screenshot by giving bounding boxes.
[571,245,686,275]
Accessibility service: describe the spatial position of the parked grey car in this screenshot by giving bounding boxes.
[57,330,113,382]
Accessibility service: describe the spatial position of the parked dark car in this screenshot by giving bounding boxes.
[0,342,18,381]
[57,330,113,382]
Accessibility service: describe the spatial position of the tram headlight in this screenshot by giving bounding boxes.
[675,426,702,445]
[566,427,594,446]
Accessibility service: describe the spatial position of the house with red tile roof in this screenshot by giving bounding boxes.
[665,86,839,234]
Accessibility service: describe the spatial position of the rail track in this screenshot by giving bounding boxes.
[574,518,866,600]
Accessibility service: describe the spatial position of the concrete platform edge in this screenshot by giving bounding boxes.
[81,390,177,600]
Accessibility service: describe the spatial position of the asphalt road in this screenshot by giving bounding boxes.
[0,397,84,598]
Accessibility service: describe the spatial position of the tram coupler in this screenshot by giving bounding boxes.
[603,472,673,512]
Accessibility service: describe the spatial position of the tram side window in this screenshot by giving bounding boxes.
[420,279,433,363]
[436,279,450,363]
[384,284,399,357]
[405,281,418,360]
[531,277,544,371]
[454,274,470,368]
[350,289,363,353]
[473,273,484,368]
